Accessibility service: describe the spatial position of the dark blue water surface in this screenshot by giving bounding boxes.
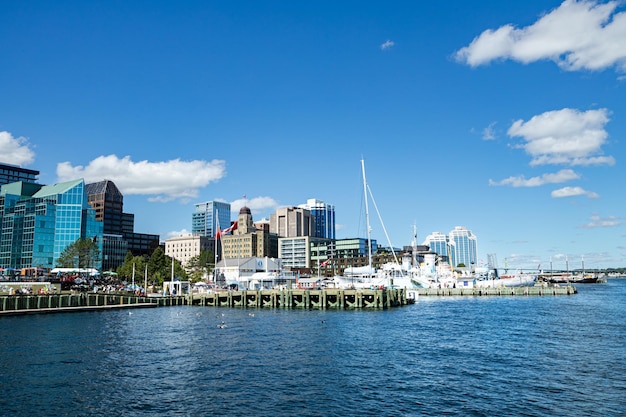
[1,280,625,416]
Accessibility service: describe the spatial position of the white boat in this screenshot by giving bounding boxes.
[333,159,392,289]
[455,268,537,288]
[333,160,447,291]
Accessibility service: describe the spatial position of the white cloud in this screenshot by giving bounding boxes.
[0,131,35,166]
[580,214,623,228]
[230,196,279,216]
[551,186,599,198]
[454,0,626,73]
[380,40,395,50]
[489,168,579,187]
[166,229,191,238]
[507,108,614,167]
[56,154,226,201]
[482,122,497,140]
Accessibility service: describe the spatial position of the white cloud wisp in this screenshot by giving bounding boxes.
[579,214,623,228]
[551,186,599,198]
[489,168,580,187]
[380,40,395,50]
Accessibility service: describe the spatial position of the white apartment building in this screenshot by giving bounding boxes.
[164,234,211,270]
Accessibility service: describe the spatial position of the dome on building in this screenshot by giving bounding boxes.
[239,206,251,215]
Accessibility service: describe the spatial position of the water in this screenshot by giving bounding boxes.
[1,280,625,416]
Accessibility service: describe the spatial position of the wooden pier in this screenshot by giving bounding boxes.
[0,293,187,316]
[0,285,576,316]
[0,288,408,315]
[191,288,408,309]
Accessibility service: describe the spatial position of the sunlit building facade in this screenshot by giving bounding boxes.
[270,206,312,238]
[298,198,335,239]
[448,226,477,268]
[86,180,160,271]
[192,201,231,238]
[0,179,103,270]
[422,231,449,261]
[165,233,212,270]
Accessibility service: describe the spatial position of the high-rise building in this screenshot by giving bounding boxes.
[298,198,335,239]
[221,206,278,259]
[270,206,312,238]
[86,180,160,271]
[86,180,123,235]
[448,226,477,269]
[192,201,231,238]
[0,179,103,270]
[0,163,39,186]
[422,231,449,260]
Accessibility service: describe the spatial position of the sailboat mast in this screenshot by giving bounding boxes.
[361,159,373,277]
[215,209,220,284]
[170,257,174,295]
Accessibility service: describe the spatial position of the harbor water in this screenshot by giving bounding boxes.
[1,279,625,416]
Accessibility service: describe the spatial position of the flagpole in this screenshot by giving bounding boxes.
[144,264,148,297]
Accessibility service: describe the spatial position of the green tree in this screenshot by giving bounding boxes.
[116,252,149,282]
[115,247,188,289]
[148,247,169,287]
[57,238,101,270]
[187,249,215,282]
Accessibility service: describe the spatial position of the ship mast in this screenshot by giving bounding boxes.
[361,159,373,278]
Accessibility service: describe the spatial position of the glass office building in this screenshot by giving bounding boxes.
[85,180,159,271]
[192,201,231,238]
[0,179,103,270]
[298,199,335,239]
[448,226,477,268]
[422,231,449,260]
[0,163,39,186]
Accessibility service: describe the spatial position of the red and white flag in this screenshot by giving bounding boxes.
[216,221,238,239]
[321,260,330,267]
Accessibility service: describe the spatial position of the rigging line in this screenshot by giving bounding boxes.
[366,182,402,268]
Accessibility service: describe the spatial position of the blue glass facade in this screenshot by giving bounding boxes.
[299,199,335,239]
[192,201,231,238]
[423,232,449,260]
[0,179,103,270]
[448,226,477,268]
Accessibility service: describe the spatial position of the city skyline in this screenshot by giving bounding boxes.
[1,1,625,270]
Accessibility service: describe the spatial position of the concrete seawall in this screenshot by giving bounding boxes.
[416,285,577,296]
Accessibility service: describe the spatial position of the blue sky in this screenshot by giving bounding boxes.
[1,0,625,270]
